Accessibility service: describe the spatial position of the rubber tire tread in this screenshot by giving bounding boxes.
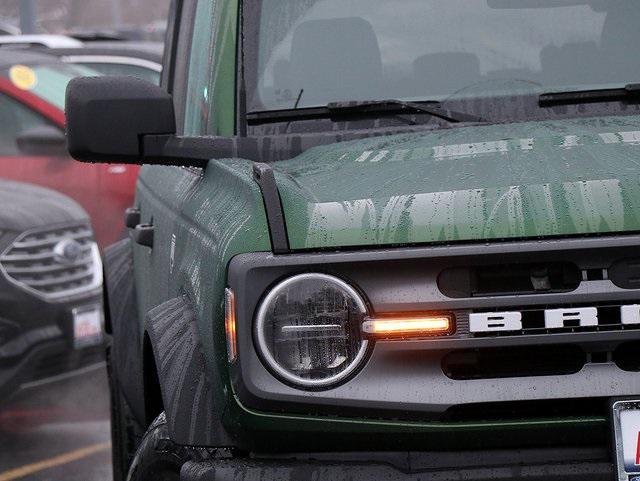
[108,344,144,481]
[126,412,190,481]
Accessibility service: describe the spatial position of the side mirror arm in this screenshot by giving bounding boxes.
[141,135,233,167]
[141,135,265,167]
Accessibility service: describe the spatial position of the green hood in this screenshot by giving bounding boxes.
[272,115,640,250]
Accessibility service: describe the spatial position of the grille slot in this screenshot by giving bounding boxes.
[614,341,640,372]
[0,224,101,300]
[442,345,586,380]
[438,262,581,298]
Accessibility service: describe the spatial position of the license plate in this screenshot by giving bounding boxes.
[73,307,103,349]
[613,400,640,481]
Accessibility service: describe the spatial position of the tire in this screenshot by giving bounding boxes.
[126,412,190,481]
[107,344,144,481]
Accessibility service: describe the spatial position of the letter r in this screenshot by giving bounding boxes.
[545,307,598,329]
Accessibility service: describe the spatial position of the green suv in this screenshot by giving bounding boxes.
[66,1,640,480]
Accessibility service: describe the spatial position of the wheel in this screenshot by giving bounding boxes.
[126,412,190,481]
[107,344,144,481]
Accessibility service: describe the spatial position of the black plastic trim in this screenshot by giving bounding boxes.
[162,0,181,94]
[144,296,233,446]
[236,0,247,137]
[181,445,613,481]
[252,163,289,254]
[133,224,154,248]
[124,207,141,229]
[141,135,222,166]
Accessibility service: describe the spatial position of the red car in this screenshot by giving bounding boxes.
[0,50,138,248]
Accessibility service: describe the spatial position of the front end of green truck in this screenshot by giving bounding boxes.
[65,0,640,479]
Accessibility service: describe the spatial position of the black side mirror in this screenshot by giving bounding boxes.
[17,126,67,157]
[66,76,176,164]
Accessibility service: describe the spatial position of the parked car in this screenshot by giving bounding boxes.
[0,22,20,36]
[50,41,162,85]
[0,49,138,247]
[67,0,640,480]
[0,34,83,49]
[0,35,162,84]
[0,179,103,403]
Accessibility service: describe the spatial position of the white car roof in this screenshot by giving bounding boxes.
[0,35,83,49]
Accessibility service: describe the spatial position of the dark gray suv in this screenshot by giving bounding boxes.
[0,179,104,403]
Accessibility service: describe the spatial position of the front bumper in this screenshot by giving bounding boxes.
[180,446,614,481]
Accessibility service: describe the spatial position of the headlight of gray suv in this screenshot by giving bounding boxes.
[254,273,369,388]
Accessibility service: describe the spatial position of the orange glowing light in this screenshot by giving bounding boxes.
[225,288,238,362]
[362,315,452,338]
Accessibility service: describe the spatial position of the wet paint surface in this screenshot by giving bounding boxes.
[272,114,640,249]
[133,160,270,445]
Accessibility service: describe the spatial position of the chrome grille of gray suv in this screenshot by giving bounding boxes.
[0,223,102,300]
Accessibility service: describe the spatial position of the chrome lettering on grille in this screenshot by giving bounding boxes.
[622,305,640,325]
[544,307,598,329]
[471,305,640,333]
[469,312,522,333]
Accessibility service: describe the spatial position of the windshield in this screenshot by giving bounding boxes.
[249,0,640,112]
[1,62,99,110]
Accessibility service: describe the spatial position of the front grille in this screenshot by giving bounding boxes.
[442,345,586,380]
[0,223,102,300]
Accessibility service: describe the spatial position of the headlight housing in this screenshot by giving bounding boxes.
[254,273,369,389]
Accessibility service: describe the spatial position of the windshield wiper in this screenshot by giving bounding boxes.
[539,83,640,107]
[246,99,486,125]
[327,100,486,123]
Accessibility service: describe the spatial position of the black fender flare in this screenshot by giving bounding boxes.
[144,296,232,446]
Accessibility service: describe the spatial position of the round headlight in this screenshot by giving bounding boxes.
[254,273,369,388]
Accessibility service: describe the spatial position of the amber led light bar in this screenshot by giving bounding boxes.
[224,288,238,362]
[362,314,453,339]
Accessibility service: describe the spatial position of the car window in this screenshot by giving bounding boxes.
[251,0,640,110]
[0,93,57,156]
[1,63,98,110]
[182,0,215,136]
[183,0,237,136]
[78,62,161,85]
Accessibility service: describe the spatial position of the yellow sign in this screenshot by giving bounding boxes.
[9,65,37,91]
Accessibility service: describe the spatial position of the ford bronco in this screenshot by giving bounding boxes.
[67,0,640,479]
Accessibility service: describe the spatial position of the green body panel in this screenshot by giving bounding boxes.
[133,160,270,430]
[273,115,640,250]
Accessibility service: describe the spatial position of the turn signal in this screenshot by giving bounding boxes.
[362,314,453,339]
[225,288,238,362]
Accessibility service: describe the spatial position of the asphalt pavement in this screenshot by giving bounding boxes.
[0,364,112,481]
